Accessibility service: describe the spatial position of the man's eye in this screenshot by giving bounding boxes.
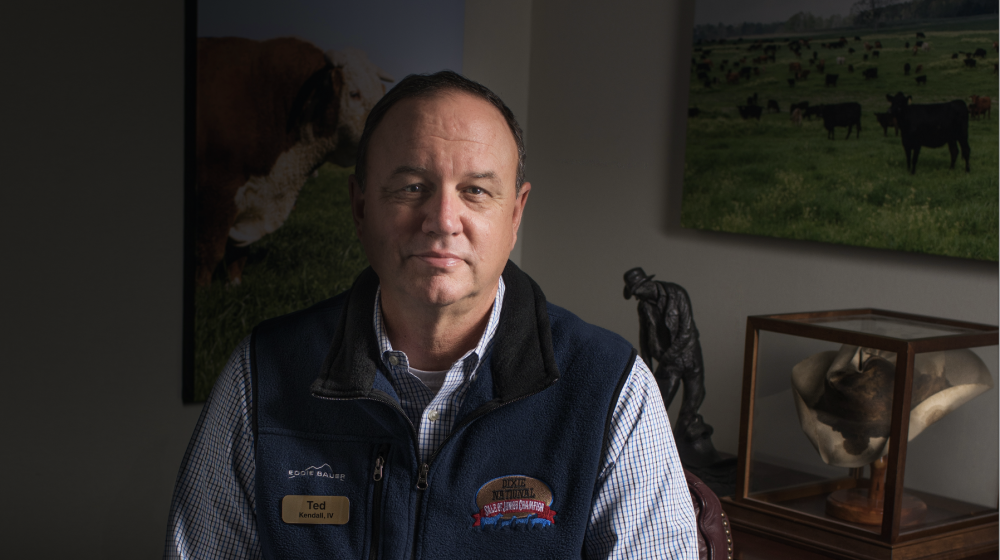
[403,184,423,193]
[465,186,484,195]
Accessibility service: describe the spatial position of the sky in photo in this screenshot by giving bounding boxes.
[198,0,464,84]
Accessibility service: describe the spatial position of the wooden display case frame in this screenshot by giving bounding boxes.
[721,308,998,560]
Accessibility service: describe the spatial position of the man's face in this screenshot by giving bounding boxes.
[350,91,530,312]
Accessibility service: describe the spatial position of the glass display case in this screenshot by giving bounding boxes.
[721,309,998,560]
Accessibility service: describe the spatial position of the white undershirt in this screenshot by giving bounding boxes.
[408,366,450,395]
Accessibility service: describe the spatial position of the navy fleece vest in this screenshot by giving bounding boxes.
[252,262,636,559]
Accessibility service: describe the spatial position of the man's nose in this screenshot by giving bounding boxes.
[422,189,462,236]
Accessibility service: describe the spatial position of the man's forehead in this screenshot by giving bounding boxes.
[368,91,518,179]
[389,164,500,183]
[375,92,512,150]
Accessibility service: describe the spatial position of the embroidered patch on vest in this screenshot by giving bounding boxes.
[472,475,556,528]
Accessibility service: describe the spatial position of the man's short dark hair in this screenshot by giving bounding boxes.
[354,70,526,195]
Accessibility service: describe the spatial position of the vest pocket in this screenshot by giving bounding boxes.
[369,443,389,560]
[255,430,395,559]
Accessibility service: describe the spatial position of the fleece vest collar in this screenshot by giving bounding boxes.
[309,260,560,403]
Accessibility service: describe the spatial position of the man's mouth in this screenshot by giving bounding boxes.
[413,251,464,268]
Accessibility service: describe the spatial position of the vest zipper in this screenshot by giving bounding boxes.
[369,444,389,560]
[315,381,557,560]
[416,463,429,490]
[410,462,429,560]
[409,386,554,560]
[310,395,418,560]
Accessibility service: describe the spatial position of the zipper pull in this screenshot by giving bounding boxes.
[416,463,429,490]
[373,455,384,482]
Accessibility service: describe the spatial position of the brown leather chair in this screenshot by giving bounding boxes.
[685,469,733,560]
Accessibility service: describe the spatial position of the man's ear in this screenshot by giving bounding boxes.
[510,181,531,249]
[349,174,365,236]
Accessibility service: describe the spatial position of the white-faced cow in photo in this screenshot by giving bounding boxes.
[195,37,393,287]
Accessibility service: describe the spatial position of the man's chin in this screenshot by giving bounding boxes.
[412,284,471,308]
[405,274,485,309]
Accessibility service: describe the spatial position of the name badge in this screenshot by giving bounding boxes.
[282,495,350,525]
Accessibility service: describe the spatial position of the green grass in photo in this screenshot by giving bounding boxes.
[681,17,999,261]
[193,164,368,401]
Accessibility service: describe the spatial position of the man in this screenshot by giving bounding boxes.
[167,71,697,559]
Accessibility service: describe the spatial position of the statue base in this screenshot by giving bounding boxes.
[673,413,737,496]
[826,488,927,526]
[825,456,927,526]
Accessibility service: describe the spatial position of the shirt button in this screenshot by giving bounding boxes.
[388,356,399,366]
[427,409,439,422]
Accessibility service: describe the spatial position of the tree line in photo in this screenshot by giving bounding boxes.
[693,0,997,42]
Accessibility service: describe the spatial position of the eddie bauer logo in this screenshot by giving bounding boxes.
[472,475,556,528]
[287,463,345,481]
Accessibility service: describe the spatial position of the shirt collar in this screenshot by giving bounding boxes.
[311,262,560,403]
[373,277,506,373]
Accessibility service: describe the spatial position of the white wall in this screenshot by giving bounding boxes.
[0,1,531,557]
[520,0,998,499]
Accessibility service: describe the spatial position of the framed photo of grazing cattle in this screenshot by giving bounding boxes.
[183,0,465,402]
[680,0,998,262]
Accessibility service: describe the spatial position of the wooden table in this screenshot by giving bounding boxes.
[732,528,998,560]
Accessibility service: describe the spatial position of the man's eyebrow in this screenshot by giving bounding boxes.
[466,171,499,181]
[390,165,427,177]
[389,166,500,182]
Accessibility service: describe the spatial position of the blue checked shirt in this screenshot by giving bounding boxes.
[373,281,504,464]
[166,278,698,559]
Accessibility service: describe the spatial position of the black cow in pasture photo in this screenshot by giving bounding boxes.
[886,92,970,174]
[737,104,763,120]
[804,104,825,120]
[863,67,878,79]
[821,102,862,139]
[825,74,839,87]
[874,112,898,136]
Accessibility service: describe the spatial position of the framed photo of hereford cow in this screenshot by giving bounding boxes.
[183,0,465,402]
[680,0,998,261]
